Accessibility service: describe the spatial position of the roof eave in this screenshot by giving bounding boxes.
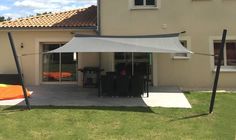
[0,26,97,31]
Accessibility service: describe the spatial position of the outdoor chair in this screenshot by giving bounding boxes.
[106,72,117,76]
[101,75,115,96]
[130,75,145,97]
[115,75,130,97]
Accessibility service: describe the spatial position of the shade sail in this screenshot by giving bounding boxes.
[49,33,192,53]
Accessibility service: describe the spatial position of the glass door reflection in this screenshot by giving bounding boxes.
[42,43,77,82]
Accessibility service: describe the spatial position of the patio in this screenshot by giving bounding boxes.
[0,85,191,108]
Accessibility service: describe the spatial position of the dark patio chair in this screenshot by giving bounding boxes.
[100,75,115,96]
[115,75,130,97]
[130,75,145,97]
[106,72,117,76]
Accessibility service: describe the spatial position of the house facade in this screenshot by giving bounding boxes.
[99,0,236,89]
[0,0,236,89]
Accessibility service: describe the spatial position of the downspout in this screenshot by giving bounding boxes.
[97,0,102,96]
[97,0,101,36]
[97,0,102,68]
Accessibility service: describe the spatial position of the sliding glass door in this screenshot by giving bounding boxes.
[115,53,132,75]
[61,53,77,82]
[133,53,150,76]
[42,43,77,83]
[115,52,152,83]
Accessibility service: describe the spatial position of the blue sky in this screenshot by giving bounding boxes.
[0,0,97,19]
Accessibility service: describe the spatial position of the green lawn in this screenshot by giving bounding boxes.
[0,92,235,140]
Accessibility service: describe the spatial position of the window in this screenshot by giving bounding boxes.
[146,0,155,5]
[135,0,156,6]
[132,0,159,9]
[135,0,144,5]
[213,41,236,67]
[173,40,190,59]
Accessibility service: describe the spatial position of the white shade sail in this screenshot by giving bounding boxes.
[49,34,192,53]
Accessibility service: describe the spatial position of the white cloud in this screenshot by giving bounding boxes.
[0,5,10,11]
[0,0,96,19]
[13,0,96,15]
[14,0,59,9]
[14,0,96,9]
[3,13,21,19]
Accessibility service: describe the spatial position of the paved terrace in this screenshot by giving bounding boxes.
[0,85,191,108]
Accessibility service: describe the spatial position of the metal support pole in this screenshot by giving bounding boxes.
[146,70,149,97]
[146,53,152,97]
[98,53,102,97]
[131,53,134,76]
[8,32,31,110]
[98,69,101,97]
[209,29,227,114]
[99,52,102,68]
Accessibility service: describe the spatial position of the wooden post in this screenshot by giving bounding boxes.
[8,32,31,110]
[209,29,227,114]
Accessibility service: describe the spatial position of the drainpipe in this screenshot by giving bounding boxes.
[97,0,102,68]
[97,0,101,36]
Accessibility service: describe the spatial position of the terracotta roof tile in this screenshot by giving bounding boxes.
[0,6,97,28]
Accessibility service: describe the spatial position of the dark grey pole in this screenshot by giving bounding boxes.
[146,53,150,97]
[98,69,101,97]
[8,32,31,110]
[147,64,149,97]
[209,29,227,114]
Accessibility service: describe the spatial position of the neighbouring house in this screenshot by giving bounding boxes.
[0,0,236,90]
[0,6,97,86]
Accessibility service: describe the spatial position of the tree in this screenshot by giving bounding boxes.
[27,12,52,18]
[0,16,5,22]
[36,12,52,16]
[6,17,12,21]
[0,16,12,22]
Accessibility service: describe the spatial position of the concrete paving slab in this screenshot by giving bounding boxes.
[0,85,191,108]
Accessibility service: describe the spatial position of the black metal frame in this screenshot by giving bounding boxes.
[8,32,31,110]
[209,29,227,114]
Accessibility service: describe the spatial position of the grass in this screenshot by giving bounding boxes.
[0,92,235,140]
